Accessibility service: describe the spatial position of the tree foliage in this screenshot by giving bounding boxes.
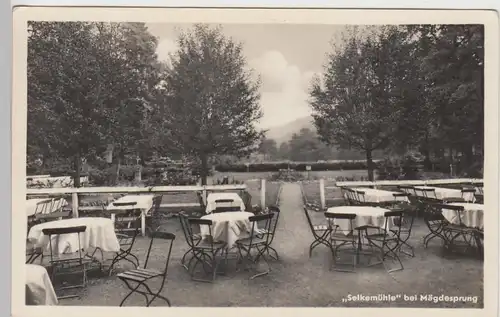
[28,22,162,185]
[156,24,264,184]
[309,24,484,180]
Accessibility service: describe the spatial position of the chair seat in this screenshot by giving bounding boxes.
[117,268,163,282]
[119,237,135,246]
[194,240,227,250]
[236,236,267,246]
[48,252,94,264]
[444,224,479,233]
[313,225,328,231]
[331,232,358,241]
[365,232,398,241]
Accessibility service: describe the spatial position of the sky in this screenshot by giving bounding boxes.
[146,23,347,129]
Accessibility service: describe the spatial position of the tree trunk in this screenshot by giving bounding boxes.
[115,158,121,185]
[365,149,374,181]
[422,132,432,170]
[200,153,209,185]
[73,151,81,188]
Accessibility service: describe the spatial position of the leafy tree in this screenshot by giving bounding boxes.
[157,24,263,184]
[28,22,161,186]
[258,137,278,159]
[309,26,405,180]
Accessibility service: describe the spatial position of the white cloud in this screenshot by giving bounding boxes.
[249,50,317,129]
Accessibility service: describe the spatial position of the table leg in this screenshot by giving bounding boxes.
[141,212,146,237]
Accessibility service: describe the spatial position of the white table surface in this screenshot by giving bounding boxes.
[26,198,68,217]
[28,217,120,254]
[326,206,393,235]
[350,187,410,203]
[442,203,484,229]
[205,192,245,214]
[25,264,58,305]
[413,186,475,202]
[106,194,155,214]
[200,211,255,248]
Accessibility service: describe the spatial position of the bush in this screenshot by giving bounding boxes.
[215,160,375,172]
[267,170,307,182]
[377,152,421,181]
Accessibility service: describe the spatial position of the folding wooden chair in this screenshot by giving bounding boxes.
[258,205,281,260]
[476,183,483,195]
[186,218,227,282]
[303,207,332,257]
[363,210,405,273]
[146,195,164,236]
[439,204,481,255]
[461,187,476,202]
[422,203,449,248]
[107,202,141,275]
[392,205,417,257]
[398,185,416,196]
[355,190,366,205]
[474,194,484,204]
[235,213,274,279]
[42,225,90,299]
[178,213,202,271]
[324,212,358,272]
[26,239,42,264]
[118,232,176,307]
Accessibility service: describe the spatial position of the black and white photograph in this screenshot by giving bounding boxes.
[11,7,498,315]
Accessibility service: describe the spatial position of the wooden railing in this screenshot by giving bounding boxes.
[26,182,274,236]
[314,178,483,210]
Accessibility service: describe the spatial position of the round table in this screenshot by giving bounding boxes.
[325,206,392,234]
[200,212,255,248]
[28,217,120,254]
[25,264,58,305]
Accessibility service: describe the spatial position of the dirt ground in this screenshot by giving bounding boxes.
[58,183,483,308]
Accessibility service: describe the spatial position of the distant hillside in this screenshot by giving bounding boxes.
[265,116,315,144]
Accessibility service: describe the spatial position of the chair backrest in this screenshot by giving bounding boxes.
[143,231,175,288]
[422,188,437,199]
[112,201,138,207]
[345,188,357,204]
[393,192,410,199]
[266,205,281,242]
[383,209,404,235]
[442,197,466,203]
[34,198,53,215]
[178,213,194,247]
[398,185,415,196]
[439,203,465,225]
[355,190,366,203]
[324,212,356,234]
[42,225,87,261]
[196,191,206,209]
[187,218,215,247]
[214,199,234,204]
[152,195,163,211]
[213,206,241,213]
[474,194,484,204]
[248,212,274,245]
[303,207,316,233]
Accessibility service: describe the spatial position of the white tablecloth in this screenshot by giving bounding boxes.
[442,203,484,229]
[26,198,68,217]
[25,264,58,305]
[106,194,155,215]
[326,206,393,235]
[28,217,120,254]
[350,187,410,203]
[413,186,475,202]
[200,212,255,248]
[205,192,245,214]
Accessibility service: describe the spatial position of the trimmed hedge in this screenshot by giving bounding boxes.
[215,161,376,172]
